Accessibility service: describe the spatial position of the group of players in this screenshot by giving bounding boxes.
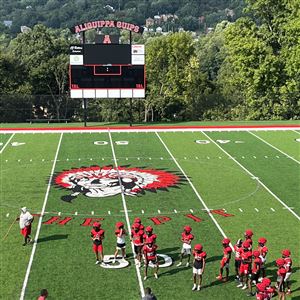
[90,219,293,299]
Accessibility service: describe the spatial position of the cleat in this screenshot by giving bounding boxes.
[222,277,228,282]
[143,276,147,281]
[216,275,222,281]
[95,260,100,265]
[186,262,189,267]
[176,262,182,267]
[237,283,243,288]
[22,243,27,246]
[112,259,116,264]
[242,285,248,290]
[286,290,291,295]
[247,292,254,297]
[154,273,158,279]
[192,284,197,291]
[101,262,107,266]
[197,285,201,291]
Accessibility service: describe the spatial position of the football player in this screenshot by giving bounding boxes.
[257,237,268,278]
[216,238,232,282]
[177,225,194,267]
[113,221,127,263]
[248,250,262,296]
[90,222,105,265]
[237,241,252,290]
[276,258,287,300]
[143,226,157,243]
[143,238,159,280]
[133,217,144,231]
[234,239,243,281]
[131,222,144,267]
[282,249,292,295]
[261,278,275,300]
[192,244,207,291]
[244,229,254,249]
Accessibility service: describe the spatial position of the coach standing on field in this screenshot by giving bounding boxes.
[19,207,34,246]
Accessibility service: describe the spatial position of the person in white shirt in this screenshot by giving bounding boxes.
[19,207,34,246]
[113,221,127,263]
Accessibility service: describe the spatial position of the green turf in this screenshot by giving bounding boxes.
[1,130,299,299]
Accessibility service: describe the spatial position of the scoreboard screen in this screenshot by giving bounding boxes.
[69,44,145,98]
[84,44,131,65]
[71,65,145,89]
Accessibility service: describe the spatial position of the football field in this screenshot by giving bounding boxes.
[1,125,300,299]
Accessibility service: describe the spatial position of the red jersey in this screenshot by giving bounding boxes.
[143,244,158,260]
[241,250,252,265]
[252,257,262,274]
[143,232,157,242]
[257,245,268,257]
[284,257,292,272]
[131,229,144,246]
[181,232,194,244]
[91,229,104,245]
[234,245,243,261]
[223,246,232,258]
[277,267,287,281]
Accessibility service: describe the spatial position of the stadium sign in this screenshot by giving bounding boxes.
[71,20,144,34]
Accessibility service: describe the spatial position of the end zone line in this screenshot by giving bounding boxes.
[248,131,300,165]
[0,133,15,154]
[108,130,145,298]
[155,132,234,251]
[20,133,63,300]
[201,131,300,222]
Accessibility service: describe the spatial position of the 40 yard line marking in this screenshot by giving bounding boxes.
[248,131,300,165]
[20,133,64,300]
[201,131,300,222]
[108,130,145,298]
[155,132,234,251]
[0,133,15,154]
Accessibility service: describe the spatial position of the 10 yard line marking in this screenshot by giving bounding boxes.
[0,133,15,154]
[201,131,300,222]
[108,130,145,298]
[249,131,300,165]
[155,132,234,251]
[20,133,63,300]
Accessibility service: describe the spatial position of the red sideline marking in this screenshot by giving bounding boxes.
[0,124,299,132]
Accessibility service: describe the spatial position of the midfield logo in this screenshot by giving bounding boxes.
[54,166,182,202]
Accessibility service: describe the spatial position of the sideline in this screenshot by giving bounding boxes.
[1,124,300,134]
[0,133,15,154]
[20,133,64,300]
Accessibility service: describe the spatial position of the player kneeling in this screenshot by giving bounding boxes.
[113,222,127,263]
[192,244,207,291]
[143,238,159,280]
[216,238,232,282]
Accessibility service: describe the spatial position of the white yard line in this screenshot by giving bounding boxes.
[0,133,15,154]
[155,132,234,251]
[293,130,300,135]
[20,133,63,300]
[108,130,145,298]
[201,131,300,222]
[248,131,300,165]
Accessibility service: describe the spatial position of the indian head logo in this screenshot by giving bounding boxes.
[54,166,183,202]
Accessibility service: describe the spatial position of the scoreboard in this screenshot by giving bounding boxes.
[69,44,145,98]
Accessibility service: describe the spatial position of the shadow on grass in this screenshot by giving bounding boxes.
[37,234,69,243]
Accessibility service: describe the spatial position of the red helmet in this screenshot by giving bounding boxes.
[222,238,230,245]
[261,278,271,286]
[146,238,153,244]
[244,229,253,237]
[184,225,192,233]
[93,222,100,227]
[145,226,153,232]
[194,244,203,251]
[134,217,141,224]
[253,250,260,257]
[256,283,266,292]
[282,249,291,257]
[258,237,267,244]
[276,258,285,267]
[132,223,140,229]
[242,241,250,249]
[116,222,124,228]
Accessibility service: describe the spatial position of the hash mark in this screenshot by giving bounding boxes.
[239,208,243,212]
[6,213,9,217]
[174,209,177,213]
[254,208,259,212]
[276,156,280,158]
[78,158,81,161]
[196,157,199,160]
[270,208,275,212]
[91,211,94,215]
[190,209,194,213]
[158,209,161,214]
[75,212,78,215]
[207,156,210,159]
[149,158,152,160]
[58,212,61,216]
[141,210,144,214]
[264,156,268,158]
[108,211,111,215]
